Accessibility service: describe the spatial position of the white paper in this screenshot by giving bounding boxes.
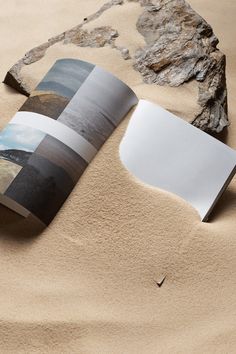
[119,100,236,221]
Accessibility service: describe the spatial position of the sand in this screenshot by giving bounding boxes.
[0,0,236,353]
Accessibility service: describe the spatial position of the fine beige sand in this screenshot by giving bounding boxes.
[0,1,236,353]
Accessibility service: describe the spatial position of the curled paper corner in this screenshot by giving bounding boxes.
[119,100,236,222]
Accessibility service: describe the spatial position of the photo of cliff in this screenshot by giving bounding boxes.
[0,123,46,167]
[19,91,70,120]
[19,59,96,120]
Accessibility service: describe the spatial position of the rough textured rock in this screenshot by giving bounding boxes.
[133,0,228,133]
[192,54,228,132]
[3,0,228,134]
[134,0,219,86]
[65,26,119,47]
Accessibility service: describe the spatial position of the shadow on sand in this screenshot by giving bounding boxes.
[207,187,236,222]
[0,204,45,242]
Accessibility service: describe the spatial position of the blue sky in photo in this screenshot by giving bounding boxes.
[0,124,46,152]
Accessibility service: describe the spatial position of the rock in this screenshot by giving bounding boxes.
[3,0,123,97]
[4,66,30,97]
[133,0,228,133]
[192,53,228,133]
[121,48,131,60]
[64,26,119,47]
[3,0,228,134]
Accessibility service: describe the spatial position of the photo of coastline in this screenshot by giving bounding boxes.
[0,58,138,224]
[11,111,97,163]
[57,65,138,149]
[4,131,89,224]
[36,59,95,98]
[58,95,115,150]
[19,59,96,120]
[0,123,46,167]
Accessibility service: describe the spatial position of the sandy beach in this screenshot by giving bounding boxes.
[0,0,236,352]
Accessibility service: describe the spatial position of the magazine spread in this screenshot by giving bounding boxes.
[0,59,138,225]
[0,58,236,224]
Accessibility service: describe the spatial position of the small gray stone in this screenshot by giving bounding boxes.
[121,48,130,60]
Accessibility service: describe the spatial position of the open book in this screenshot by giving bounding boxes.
[0,59,235,225]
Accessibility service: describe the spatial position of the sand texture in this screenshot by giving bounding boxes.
[4,0,228,134]
[0,0,236,353]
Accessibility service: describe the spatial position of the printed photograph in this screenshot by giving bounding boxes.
[5,150,76,225]
[58,95,115,150]
[2,126,89,225]
[36,59,95,98]
[0,123,46,167]
[11,111,97,164]
[19,59,95,120]
[0,59,138,224]
[19,92,69,120]
[35,135,88,184]
[0,159,22,194]
[1,121,89,224]
[57,65,138,149]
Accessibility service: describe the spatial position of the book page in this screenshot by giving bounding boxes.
[0,59,138,225]
[119,99,236,221]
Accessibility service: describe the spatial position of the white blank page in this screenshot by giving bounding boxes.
[119,100,236,221]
